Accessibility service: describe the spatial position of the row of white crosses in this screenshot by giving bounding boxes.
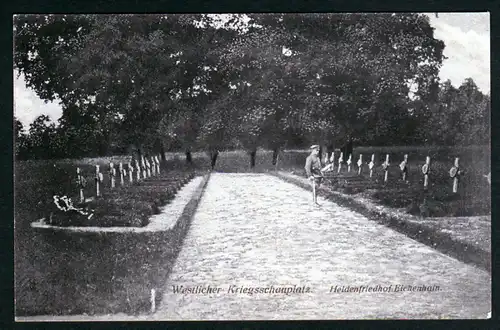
[76,154,163,202]
[324,151,466,193]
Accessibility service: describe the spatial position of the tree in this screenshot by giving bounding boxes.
[15,13,449,164]
[216,13,445,163]
[14,117,28,159]
[418,78,490,146]
[14,14,93,104]
[24,115,57,159]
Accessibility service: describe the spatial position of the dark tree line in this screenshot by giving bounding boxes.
[14,14,490,163]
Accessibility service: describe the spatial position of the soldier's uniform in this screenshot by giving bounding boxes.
[305,151,324,186]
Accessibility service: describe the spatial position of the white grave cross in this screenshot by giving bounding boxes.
[95,165,103,197]
[368,154,375,178]
[400,154,408,182]
[357,154,363,175]
[382,154,390,183]
[449,157,460,193]
[141,156,147,178]
[337,152,344,173]
[109,162,116,189]
[150,156,156,176]
[76,167,85,203]
[155,155,161,175]
[136,159,142,181]
[422,156,431,189]
[119,162,125,186]
[128,162,134,183]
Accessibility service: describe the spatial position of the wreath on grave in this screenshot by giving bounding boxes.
[421,164,429,175]
[47,195,95,226]
[449,166,460,178]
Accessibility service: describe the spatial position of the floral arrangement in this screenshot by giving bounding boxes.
[45,195,95,226]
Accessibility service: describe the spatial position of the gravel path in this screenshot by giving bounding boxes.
[17,173,491,322]
[154,173,491,320]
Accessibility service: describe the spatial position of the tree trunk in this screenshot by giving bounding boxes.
[327,144,335,161]
[97,138,108,156]
[210,149,219,170]
[272,148,279,166]
[185,150,192,164]
[341,140,353,159]
[136,145,142,161]
[249,149,257,168]
[321,145,329,162]
[160,145,166,161]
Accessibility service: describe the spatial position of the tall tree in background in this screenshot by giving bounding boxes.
[217,13,446,164]
[14,117,28,159]
[15,13,489,163]
[423,78,490,146]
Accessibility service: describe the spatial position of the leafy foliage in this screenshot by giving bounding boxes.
[14,14,489,163]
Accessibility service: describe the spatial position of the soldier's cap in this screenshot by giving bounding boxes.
[310,145,320,150]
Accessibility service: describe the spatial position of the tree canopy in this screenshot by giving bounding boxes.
[14,13,490,163]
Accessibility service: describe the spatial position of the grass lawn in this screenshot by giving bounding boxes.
[14,154,210,316]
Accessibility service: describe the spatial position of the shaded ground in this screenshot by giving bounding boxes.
[153,173,490,320]
[15,173,207,317]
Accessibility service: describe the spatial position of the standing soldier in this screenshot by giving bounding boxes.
[305,145,333,205]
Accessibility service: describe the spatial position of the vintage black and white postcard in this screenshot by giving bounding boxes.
[13,13,491,321]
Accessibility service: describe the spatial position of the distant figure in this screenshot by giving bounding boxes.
[305,145,324,205]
